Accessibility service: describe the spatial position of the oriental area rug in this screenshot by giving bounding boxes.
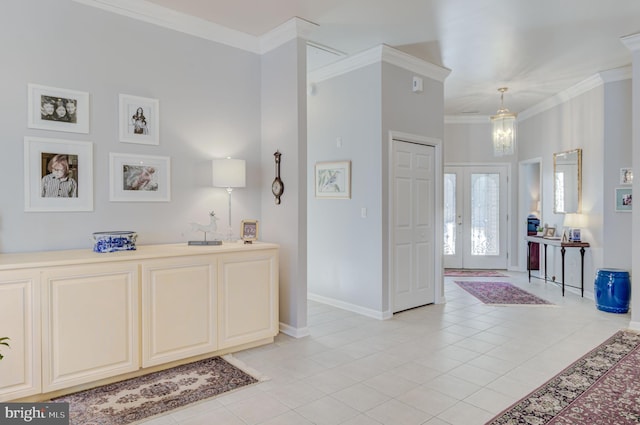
[445,269,508,277]
[487,330,640,424]
[454,281,553,306]
[51,355,263,425]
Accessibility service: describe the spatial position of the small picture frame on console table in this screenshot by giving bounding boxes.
[241,220,259,243]
[543,227,556,238]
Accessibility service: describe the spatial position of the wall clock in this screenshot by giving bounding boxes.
[272,150,283,204]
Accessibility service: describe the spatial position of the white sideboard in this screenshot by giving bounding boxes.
[0,242,279,401]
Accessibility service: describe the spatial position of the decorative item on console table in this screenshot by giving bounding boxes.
[188,211,223,245]
[92,231,137,253]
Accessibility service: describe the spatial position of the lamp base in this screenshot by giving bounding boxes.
[188,240,222,246]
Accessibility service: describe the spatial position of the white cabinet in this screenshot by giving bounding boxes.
[142,256,217,367]
[0,242,278,401]
[0,270,41,401]
[41,263,139,392]
[218,250,279,349]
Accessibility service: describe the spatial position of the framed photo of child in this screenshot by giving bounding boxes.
[27,84,90,134]
[24,137,94,212]
[119,94,160,145]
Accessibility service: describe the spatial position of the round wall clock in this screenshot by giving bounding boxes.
[272,150,284,204]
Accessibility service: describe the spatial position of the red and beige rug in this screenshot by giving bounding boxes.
[52,355,263,425]
[454,281,553,305]
[445,269,508,277]
[487,329,640,424]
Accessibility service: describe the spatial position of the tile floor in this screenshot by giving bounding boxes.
[142,271,631,425]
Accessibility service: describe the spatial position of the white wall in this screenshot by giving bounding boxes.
[0,1,262,253]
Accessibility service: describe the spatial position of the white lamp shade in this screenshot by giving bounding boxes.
[212,158,246,188]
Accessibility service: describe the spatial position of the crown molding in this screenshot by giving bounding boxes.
[259,17,318,54]
[445,115,490,124]
[309,44,451,84]
[72,0,258,52]
[621,32,640,52]
[519,66,631,121]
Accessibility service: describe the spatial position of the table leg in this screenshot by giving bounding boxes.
[528,241,531,282]
[543,243,548,282]
[580,247,585,297]
[561,246,566,296]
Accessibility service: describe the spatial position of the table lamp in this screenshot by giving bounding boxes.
[212,158,246,241]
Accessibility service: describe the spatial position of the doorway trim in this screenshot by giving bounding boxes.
[387,131,444,315]
[518,157,543,272]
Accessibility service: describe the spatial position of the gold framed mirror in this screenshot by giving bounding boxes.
[553,148,582,214]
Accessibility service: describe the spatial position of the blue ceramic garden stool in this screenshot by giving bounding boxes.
[594,269,631,313]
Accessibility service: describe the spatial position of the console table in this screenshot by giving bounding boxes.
[525,236,590,297]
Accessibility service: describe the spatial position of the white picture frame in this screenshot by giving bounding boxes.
[615,187,632,212]
[119,94,159,145]
[620,167,633,185]
[27,84,90,134]
[315,160,352,199]
[24,137,93,212]
[109,153,170,202]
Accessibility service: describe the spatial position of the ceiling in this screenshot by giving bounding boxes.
[144,0,640,116]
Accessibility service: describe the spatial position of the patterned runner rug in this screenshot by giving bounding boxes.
[454,281,553,305]
[445,269,507,277]
[487,330,640,424]
[52,355,263,425]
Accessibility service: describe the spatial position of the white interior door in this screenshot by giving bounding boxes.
[392,140,436,312]
[444,165,508,270]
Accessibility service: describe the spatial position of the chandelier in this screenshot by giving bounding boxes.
[490,87,517,156]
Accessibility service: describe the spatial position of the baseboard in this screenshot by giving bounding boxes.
[308,292,392,320]
[628,320,640,331]
[279,322,310,338]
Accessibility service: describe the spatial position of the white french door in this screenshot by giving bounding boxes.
[391,140,436,312]
[444,165,508,269]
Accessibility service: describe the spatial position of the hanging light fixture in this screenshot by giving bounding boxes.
[490,87,517,156]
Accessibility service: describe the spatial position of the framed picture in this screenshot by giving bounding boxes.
[315,160,351,199]
[240,220,259,242]
[543,227,556,237]
[109,153,170,202]
[119,94,159,145]
[615,187,632,212]
[24,137,93,212]
[620,167,633,185]
[27,84,90,133]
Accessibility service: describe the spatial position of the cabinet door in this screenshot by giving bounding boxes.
[218,249,279,349]
[0,271,41,401]
[41,263,139,392]
[141,256,217,367]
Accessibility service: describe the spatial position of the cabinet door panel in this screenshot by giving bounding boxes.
[0,271,41,401]
[42,263,138,392]
[142,257,217,367]
[218,250,278,349]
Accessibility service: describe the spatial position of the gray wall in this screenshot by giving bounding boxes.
[307,60,444,317]
[307,63,384,314]
[261,38,309,335]
[0,1,263,253]
[445,75,632,297]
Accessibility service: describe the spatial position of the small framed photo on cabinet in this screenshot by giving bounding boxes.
[241,220,259,242]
